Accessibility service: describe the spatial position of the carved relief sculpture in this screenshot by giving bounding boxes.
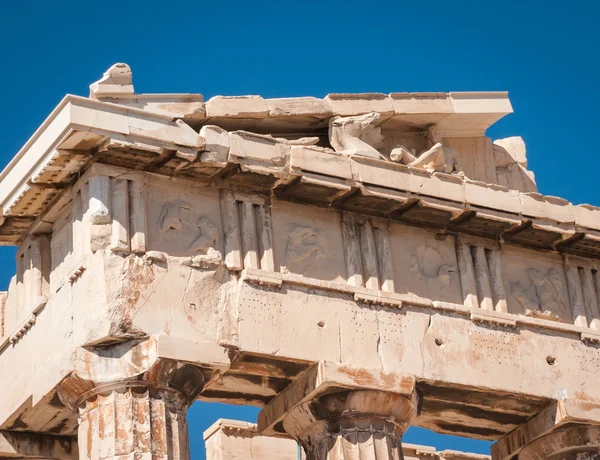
[493,136,537,193]
[390,127,463,175]
[4,63,600,460]
[328,112,385,159]
[159,199,221,262]
[505,262,570,321]
[281,225,327,275]
[329,113,463,175]
[409,244,456,290]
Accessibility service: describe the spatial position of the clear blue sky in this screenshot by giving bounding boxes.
[1,0,598,457]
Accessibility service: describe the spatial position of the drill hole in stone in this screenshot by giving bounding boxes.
[317,321,325,328]
[435,338,444,347]
[546,355,557,366]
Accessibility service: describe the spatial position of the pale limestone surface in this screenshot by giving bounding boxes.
[329,112,385,159]
[89,63,134,98]
[204,419,299,460]
[204,419,490,460]
[1,64,600,460]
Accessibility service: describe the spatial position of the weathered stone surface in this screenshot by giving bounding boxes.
[207,96,269,118]
[89,63,134,98]
[77,386,189,460]
[0,430,77,459]
[204,419,490,460]
[390,92,453,115]
[325,93,395,117]
[200,125,231,165]
[329,112,385,159]
[204,419,298,460]
[267,97,331,117]
[3,63,600,460]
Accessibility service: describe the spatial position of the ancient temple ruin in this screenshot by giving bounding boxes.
[1,63,600,460]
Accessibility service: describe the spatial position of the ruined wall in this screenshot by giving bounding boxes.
[0,159,598,439]
[0,160,593,351]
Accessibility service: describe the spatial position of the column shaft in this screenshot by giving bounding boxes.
[78,385,189,460]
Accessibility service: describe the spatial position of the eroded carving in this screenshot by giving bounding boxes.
[390,128,463,175]
[329,112,385,159]
[190,216,219,254]
[493,136,537,193]
[158,199,221,261]
[89,62,134,97]
[328,114,464,175]
[409,245,455,289]
[506,262,570,321]
[281,225,327,275]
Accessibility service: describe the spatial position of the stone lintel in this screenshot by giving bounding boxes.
[0,430,77,459]
[94,93,206,123]
[0,94,203,217]
[86,63,512,137]
[156,336,231,371]
[203,418,260,440]
[491,399,600,459]
[57,337,230,413]
[83,62,512,139]
[257,361,415,436]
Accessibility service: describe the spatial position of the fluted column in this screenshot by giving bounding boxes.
[518,425,600,460]
[77,384,190,460]
[283,390,418,460]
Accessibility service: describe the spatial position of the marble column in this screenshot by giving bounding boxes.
[77,384,190,460]
[518,425,600,460]
[282,390,418,460]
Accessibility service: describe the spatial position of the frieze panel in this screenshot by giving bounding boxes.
[281,225,327,276]
[501,247,572,322]
[146,185,223,258]
[389,224,462,304]
[271,201,346,283]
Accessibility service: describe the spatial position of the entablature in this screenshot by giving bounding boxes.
[3,64,600,451]
[0,92,597,260]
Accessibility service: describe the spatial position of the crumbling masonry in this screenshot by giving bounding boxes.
[1,64,600,460]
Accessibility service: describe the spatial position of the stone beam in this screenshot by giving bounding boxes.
[0,94,203,224]
[0,430,76,459]
[492,399,600,460]
[4,63,600,460]
[258,361,416,436]
[3,118,600,262]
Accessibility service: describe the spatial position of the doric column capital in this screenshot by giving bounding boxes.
[55,340,209,460]
[284,389,418,459]
[56,339,207,412]
[258,362,419,460]
[518,425,600,460]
